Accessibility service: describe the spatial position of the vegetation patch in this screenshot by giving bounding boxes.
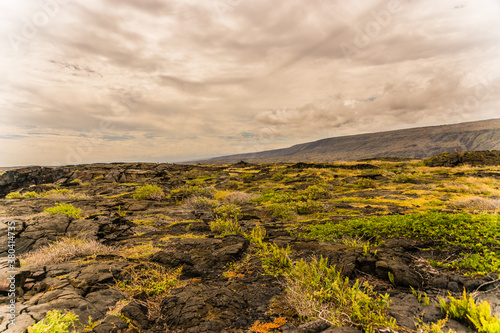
[44,203,83,219]
[450,197,500,211]
[121,242,160,260]
[133,184,165,200]
[40,188,73,199]
[303,211,500,275]
[183,196,219,210]
[6,192,24,199]
[22,237,114,266]
[213,203,242,221]
[27,309,97,333]
[285,256,395,332]
[265,203,296,221]
[249,317,287,333]
[257,243,292,277]
[209,218,242,236]
[439,290,500,333]
[116,262,181,299]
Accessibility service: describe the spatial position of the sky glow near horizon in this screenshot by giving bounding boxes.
[1,0,500,166]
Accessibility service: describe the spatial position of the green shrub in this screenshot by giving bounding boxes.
[285,256,395,331]
[184,196,218,210]
[209,218,242,236]
[40,189,72,199]
[28,310,80,333]
[116,263,181,299]
[393,173,419,184]
[133,184,165,200]
[6,192,23,199]
[271,172,285,181]
[265,203,296,221]
[247,225,267,249]
[240,172,255,181]
[254,189,291,204]
[415,317,454,333]
[213,204,242,221]
[5,191,40,199]
[301,185,330,200]
[354,178,375,188]
[225,180,241,190]
[121,242,160,260]
[439,290,500,333]
[258,243,292,277]
[44,203,83,219]
[303,211,500,275]
[293,200,322,215]
[186,178,205,186]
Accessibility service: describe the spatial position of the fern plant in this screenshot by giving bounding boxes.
[439,289,500,333]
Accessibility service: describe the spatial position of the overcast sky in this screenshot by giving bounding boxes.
[1,0,499,166]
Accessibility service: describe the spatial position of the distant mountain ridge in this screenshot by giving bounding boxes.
[202,119,500,163]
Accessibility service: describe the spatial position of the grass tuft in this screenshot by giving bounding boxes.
[116,262,181,298]
[285,256,395,331]
[133,184,165,200]
[439,289,500,333]
[22,237,114,266]
[209,218,242,236]
[28,310,80,333]
[44,203,83,219]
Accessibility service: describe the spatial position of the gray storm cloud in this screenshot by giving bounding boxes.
[0,0,499,166]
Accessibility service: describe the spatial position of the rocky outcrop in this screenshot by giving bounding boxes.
[0,215,135,256]
[425,150,500,167]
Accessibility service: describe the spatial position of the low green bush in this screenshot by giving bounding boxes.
[285,256,395,331]
[265,203,296,221]
[300,185,330,200]
[44,203,83,219]
[293,200,322,215]
[23,191,39,198]
[253,189,291,204]
[116,263,181,299]
[27,310,97,333]
[392,173,419,184]
[258,243,292,277]
[133,184,165,200]
[213,204,242,221]
[28,310,79,333]
[209,218,242,236]
[6,192,23,199]
[303,212,500,276]
[439,290,500,333]
[246,225,267,249]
